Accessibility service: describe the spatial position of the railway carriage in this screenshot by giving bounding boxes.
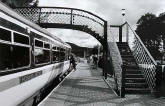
[0,2,71,106]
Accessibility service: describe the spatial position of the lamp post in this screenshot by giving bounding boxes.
[121,9,129,42]
[121,9,126,23]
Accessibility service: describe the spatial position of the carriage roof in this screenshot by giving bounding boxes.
[0,2,71,48]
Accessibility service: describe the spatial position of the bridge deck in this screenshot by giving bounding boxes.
[39,62,165,106]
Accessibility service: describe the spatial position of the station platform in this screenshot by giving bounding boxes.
[39,62,165,106]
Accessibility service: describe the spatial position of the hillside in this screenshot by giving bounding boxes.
[66,42,92,57]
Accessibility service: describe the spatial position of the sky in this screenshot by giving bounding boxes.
[38,0,165,47]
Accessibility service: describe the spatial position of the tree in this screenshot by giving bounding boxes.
[136,13,161,59]
[157,13,165,40]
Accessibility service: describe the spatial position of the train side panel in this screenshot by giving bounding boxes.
[0,64,55,106]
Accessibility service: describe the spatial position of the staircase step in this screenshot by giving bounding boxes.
[120,52,132,56]
[121,55,134,58]
[125,83,148,88]
[123,60,137,65]
[125,65,139,69]
[122,58,136,62]
[125,74,143,78]
[117,42,128,46]
[125,88,151,94]
[119,49,131,52]
[125,70,141,74]
[118,46,130,49]
[125,78,146,83]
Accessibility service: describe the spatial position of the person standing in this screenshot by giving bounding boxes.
[70,55,76,70]
[93,55,98,69]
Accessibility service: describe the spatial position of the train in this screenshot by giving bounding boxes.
[0,2,72,106]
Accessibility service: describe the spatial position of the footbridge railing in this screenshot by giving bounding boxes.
[14,7,107,44]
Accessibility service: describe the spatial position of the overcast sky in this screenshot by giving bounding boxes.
[39,0,165,47]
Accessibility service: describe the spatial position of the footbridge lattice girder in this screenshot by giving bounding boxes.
[14,7,107,45]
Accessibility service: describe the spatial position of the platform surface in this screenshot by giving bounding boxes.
[39,62,165,106]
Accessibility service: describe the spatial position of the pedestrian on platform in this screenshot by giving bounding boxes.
[93,55,98,69]
[70,55,77,71]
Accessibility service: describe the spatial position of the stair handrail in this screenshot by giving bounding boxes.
[124,22,158,92]
[126,22,157,65]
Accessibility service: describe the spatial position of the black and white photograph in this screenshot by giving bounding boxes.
[0,0,165,106]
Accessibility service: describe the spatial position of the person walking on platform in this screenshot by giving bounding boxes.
[93,55,98,69]
[70,55,77,71]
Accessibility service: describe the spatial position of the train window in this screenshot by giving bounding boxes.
[12,45,30,68]
[14,33,29,45]
[59,51,65,62]
[44,43,50,49]
[0,43,12,70]
[0,43,30,71]
[0,28,11,41]
[52,46,56,50]
[65,50,68,60]
[34,48,50,64]
[35,39,43,47]
[61,48,63,52]
[44,50,50,63]
[52,51,59,62]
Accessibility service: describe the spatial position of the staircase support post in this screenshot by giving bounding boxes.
[70,9,73,25]
[120,65,126,98]
[103,21,108,79]
[153,65,162,97]
[38,7,41,25]
[119,26,122,42]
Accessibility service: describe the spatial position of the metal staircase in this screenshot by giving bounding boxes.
[117,42,150,94]
[108,22,160,97]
